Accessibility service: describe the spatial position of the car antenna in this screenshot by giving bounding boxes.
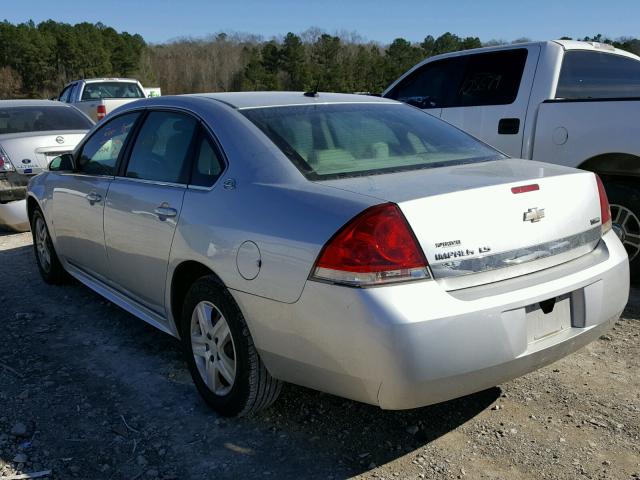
[304,80,320,97]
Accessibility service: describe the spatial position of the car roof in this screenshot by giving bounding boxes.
[195,91,397,109]
[0,99,72,108]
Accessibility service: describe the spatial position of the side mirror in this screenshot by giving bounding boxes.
[48,153,75,172]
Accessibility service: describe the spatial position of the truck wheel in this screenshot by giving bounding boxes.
[605,181,640,281]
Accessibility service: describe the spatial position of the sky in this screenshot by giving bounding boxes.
[3,0,639,44]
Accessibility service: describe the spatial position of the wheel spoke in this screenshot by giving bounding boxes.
[205,356,217,390]
[210,316,230,343]
[217,351,236,384]
[191,335,208,357]
[196,302,213,335]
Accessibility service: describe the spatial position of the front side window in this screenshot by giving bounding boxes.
[386,49,528,108]
[0,106,93,134]
[76,112,140,175]
[243,103,504,180]
[81,82,145,101]
[556,51,640,99]
[125,111,198,184]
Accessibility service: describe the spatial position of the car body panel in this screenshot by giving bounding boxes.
[104,178,187,315]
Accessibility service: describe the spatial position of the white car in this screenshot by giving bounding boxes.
[384,40,640,278]
[0,100,93,230]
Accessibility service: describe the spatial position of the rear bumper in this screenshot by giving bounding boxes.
[232,230,629,409]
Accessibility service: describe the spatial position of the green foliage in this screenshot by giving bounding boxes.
[2,20,640,99]
[0,20,145,98]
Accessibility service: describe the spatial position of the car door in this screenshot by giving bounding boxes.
[103,110,199,314]
[439,46,541,157]
[51,112,141,281]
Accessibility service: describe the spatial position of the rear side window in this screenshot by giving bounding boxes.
[125,111,198,184]
[386,49,528,108]
[556,51,640,99]
[81,82,145,100]
[0,105,93,134]
[190,133,225,187]
[77,112,140,176]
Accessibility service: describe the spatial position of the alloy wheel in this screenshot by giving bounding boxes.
[611,203,640,261]
[190,301,237,396]
[35,216,51,273]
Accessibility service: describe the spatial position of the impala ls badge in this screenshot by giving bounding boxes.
[523,207,545,223]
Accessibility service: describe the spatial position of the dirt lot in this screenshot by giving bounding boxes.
[0,228,639,480]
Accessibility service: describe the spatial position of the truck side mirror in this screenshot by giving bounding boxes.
[48,153,75,172]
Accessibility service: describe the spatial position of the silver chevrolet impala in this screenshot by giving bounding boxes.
[26,92,629,416]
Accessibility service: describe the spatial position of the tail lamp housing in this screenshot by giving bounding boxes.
[310,203,430,287]
[0,144,15,173]
[97,104,107,121]
[595,175,611,234]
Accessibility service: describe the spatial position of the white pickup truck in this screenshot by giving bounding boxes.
[384,40,640,278]
[57,78,146,122]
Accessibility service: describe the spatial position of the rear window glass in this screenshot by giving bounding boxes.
[81,82,145,100]
[556,51,640,99]
[0,106,93,134]
[243,103,504,180]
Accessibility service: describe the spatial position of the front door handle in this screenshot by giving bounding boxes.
[154,203,177,220]
[85,192,102,204]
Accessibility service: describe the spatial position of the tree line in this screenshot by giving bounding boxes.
[1,20,639,99]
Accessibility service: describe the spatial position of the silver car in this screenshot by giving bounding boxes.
[0,100,93,230]
[27,92,629,416]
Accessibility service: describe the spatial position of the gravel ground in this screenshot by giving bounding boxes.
[0,228,639,480]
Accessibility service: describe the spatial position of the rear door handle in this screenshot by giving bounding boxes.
[85,192,102,204]
[154,203,178,219]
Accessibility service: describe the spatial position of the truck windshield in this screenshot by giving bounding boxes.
[0,106,93,134]
[242,103,504,180]
[81,82,145,100]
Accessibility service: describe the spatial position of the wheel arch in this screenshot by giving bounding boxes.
[26,194,41,222]
[578,153,640,181]
[169,260,226,335]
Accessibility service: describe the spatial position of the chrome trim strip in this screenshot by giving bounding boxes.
[431,227,601,279]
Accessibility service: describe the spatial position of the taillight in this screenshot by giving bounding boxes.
[311,203,430,286]
[0,144,15,172]
[595,175,611,234]
[97,104,107,120]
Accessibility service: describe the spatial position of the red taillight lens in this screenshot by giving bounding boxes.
[312,203,430,286]
[97,104,107,120]
[595,175,611,234]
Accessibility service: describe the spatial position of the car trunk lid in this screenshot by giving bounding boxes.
[319,159,603,289]
[0,131,86,174]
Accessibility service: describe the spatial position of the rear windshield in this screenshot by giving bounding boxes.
[242,103,504,180]
[0,106,93,134]
[81,82,145,100]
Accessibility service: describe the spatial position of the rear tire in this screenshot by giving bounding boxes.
[30,208,67,284]
[180,275,282,416]
[605,181,640,281]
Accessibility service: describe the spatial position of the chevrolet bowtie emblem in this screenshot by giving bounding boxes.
[523,207,545,223]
